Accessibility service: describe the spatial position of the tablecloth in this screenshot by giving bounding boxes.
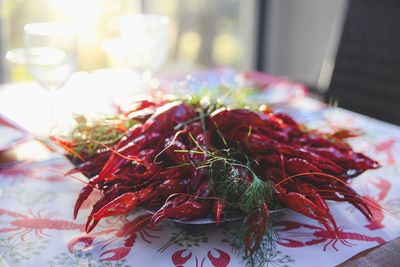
[1,77,400,267]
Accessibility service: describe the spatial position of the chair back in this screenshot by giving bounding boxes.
[326,0,400,124]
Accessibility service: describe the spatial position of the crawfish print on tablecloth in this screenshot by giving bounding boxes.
[68,214,161,261]
[358,177,400,227]
[0,208,84,241]
[374,138,398,165]
[277,221,385,251]
[355,178,391,231]
[171,248,231,267]
[48,250,132,267]
[0,158,70,184]
[158,226,231,267]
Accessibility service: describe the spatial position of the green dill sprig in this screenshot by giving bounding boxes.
[61,114,139,160]
[174,133,279,214]
[179,86,265,113]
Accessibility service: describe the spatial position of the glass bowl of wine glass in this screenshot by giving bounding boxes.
[24,22,77,134]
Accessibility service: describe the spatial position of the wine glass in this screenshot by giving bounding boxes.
[118,14,169,94]
[24,22,77,134]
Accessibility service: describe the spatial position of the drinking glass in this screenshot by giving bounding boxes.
[119,14,169,93]
[24,22,77,134]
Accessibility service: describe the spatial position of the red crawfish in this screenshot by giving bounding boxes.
[243,203,270,256]
[94,102,196,184]
[84,171,191,232]
[94,130,162,184]
[143,101,197,133]
[67,149,112,178]
[86,187,154,232]
[146,174,191,207]
[72,131,161,220]
[275,185,338,238]
[293,183,339,233]
[119,98,159,118]
[316,183,372,220]
[212,200,226,225]
[210,108,379,177]
[60,101,382,256]
[209,108,281,134]
[150,196,211,225]
[243,134,345,175]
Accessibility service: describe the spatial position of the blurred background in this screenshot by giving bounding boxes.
[1,0,400,126]
[0,0,345,90]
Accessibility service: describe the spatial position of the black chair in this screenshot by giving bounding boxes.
[326,0,400,125]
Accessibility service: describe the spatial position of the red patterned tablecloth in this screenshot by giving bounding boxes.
[1,73,400,267]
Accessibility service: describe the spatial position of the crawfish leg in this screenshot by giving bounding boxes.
[276,187,337,236]
[243,203,270,256]
[87,187,153,232]
[150,197,210,225]
[212,200,226,225]
[74,183,94,219]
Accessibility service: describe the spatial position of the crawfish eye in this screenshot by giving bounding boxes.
[346,169,359,178]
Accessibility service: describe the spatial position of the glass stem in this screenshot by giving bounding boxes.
[140,70,153,94]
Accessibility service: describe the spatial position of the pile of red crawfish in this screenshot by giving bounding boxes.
[53,97,380,255]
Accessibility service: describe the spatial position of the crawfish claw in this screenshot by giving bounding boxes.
[67,236,94,253]
[74,184,94,219]
[100,247,132,261]
[172,249,192,266]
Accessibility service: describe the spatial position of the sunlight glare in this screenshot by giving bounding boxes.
[51,0,101,20]
[50,0,101,39]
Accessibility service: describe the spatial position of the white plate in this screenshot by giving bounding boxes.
[144,207,282,225]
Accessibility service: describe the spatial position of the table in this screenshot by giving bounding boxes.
[1,71,400,267]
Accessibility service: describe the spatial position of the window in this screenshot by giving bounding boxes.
[0,0,257,83]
